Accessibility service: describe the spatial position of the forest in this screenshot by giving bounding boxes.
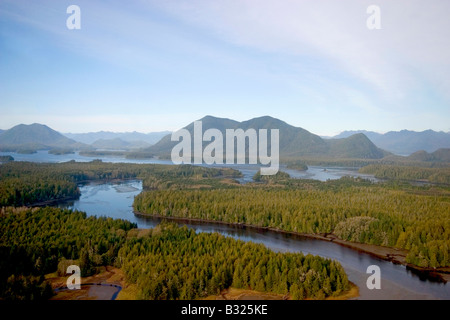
[1,160,449,300]
[0,161,241,207]
[0,207,349,300]
[134,177,450,268]
[119,223,349,300]
[0,207,135,299]
[359,164,450,184]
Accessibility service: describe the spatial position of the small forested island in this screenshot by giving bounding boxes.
[16,149,37,154]
[48,148,75,155]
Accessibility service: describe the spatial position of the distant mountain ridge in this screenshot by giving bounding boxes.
[331,129,450,155]
[145,115,388,160]
[64,131,171,145]
[329,130,383,141]
[2,119,447,160]
[0,123,85,152]
[91,138,150,150]
[407,148,450,162]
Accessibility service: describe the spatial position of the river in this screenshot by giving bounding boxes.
[58,179,449,300]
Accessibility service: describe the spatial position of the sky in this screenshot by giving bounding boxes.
[0,0,449,136]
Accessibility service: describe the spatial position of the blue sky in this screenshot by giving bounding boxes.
[1,0,449,135]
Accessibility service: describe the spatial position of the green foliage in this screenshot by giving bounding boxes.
[284,160,308,171]
[134,178,450,267]
[253,170,291,183]
[0,155,14,163]
[0,161,241,206]
[2,275,53,300]
[0,206,136,299]
[0,207,349,300]
[118,222,349,299]
[334,216,388,245]
[359,164,450,184]
[48,148,75,155]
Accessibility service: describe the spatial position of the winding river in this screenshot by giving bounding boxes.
[59,179,449,300]
[2,151,448,299]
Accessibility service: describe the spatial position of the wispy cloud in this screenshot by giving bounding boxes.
[0,0,449,134]
[155,0,450,105]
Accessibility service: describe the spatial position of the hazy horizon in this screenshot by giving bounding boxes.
[1,1,450,136]
[1,117,449,137]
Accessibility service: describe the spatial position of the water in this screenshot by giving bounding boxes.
[0,150,174,165]
[0,151,376,182]
[58,179,449,300]
[282,166,379,182]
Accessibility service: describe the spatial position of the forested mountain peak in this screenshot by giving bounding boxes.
[146,116,387,160]
[0,123,84,151]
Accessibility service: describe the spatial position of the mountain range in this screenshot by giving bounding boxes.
[0,124,170,153]
[1,118,449,162]
[328,129,450,155]
[64,131,170,146]
[90,138,151,150]
[144,115,388,160]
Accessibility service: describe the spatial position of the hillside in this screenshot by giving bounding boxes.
[91,138,150,150]
[0,123,86,152]
[407,148,450,162]
[375,130,450,155]
[331,129,450,155]
[329,130,383,142]
[145,116,387,160]
[326,133,387,159]
[64,131,170,145]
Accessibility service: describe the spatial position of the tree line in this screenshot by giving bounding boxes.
[0,207,135,299]
[134,178,450,268]
[359,164,450,184]
[0,207,349,300]
[118,223,349,300]
[0,161,241,207]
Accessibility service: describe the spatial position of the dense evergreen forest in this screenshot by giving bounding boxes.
[359,164,450,184]
[0,161,241,207]
[134,178,450,268]
[119,223,349,299]
[0,207,348,300]
[1,160,449,300]
[0,207,135,299]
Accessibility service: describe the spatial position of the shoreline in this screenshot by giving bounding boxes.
[26,178,142,207]
[134,211,450,284]
[29,195,80,207]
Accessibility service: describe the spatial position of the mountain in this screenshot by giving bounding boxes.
[332,129,450,155]
[91,138,150,150]
[407,148,450,162]
[145,115,387,160]
[64,131,171,145]
[0,123,85,152]
[330,130,383,142]
[326,133,387,159]
[373,130,450,155]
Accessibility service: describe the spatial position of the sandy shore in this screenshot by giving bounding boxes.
[47,266,125,300]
